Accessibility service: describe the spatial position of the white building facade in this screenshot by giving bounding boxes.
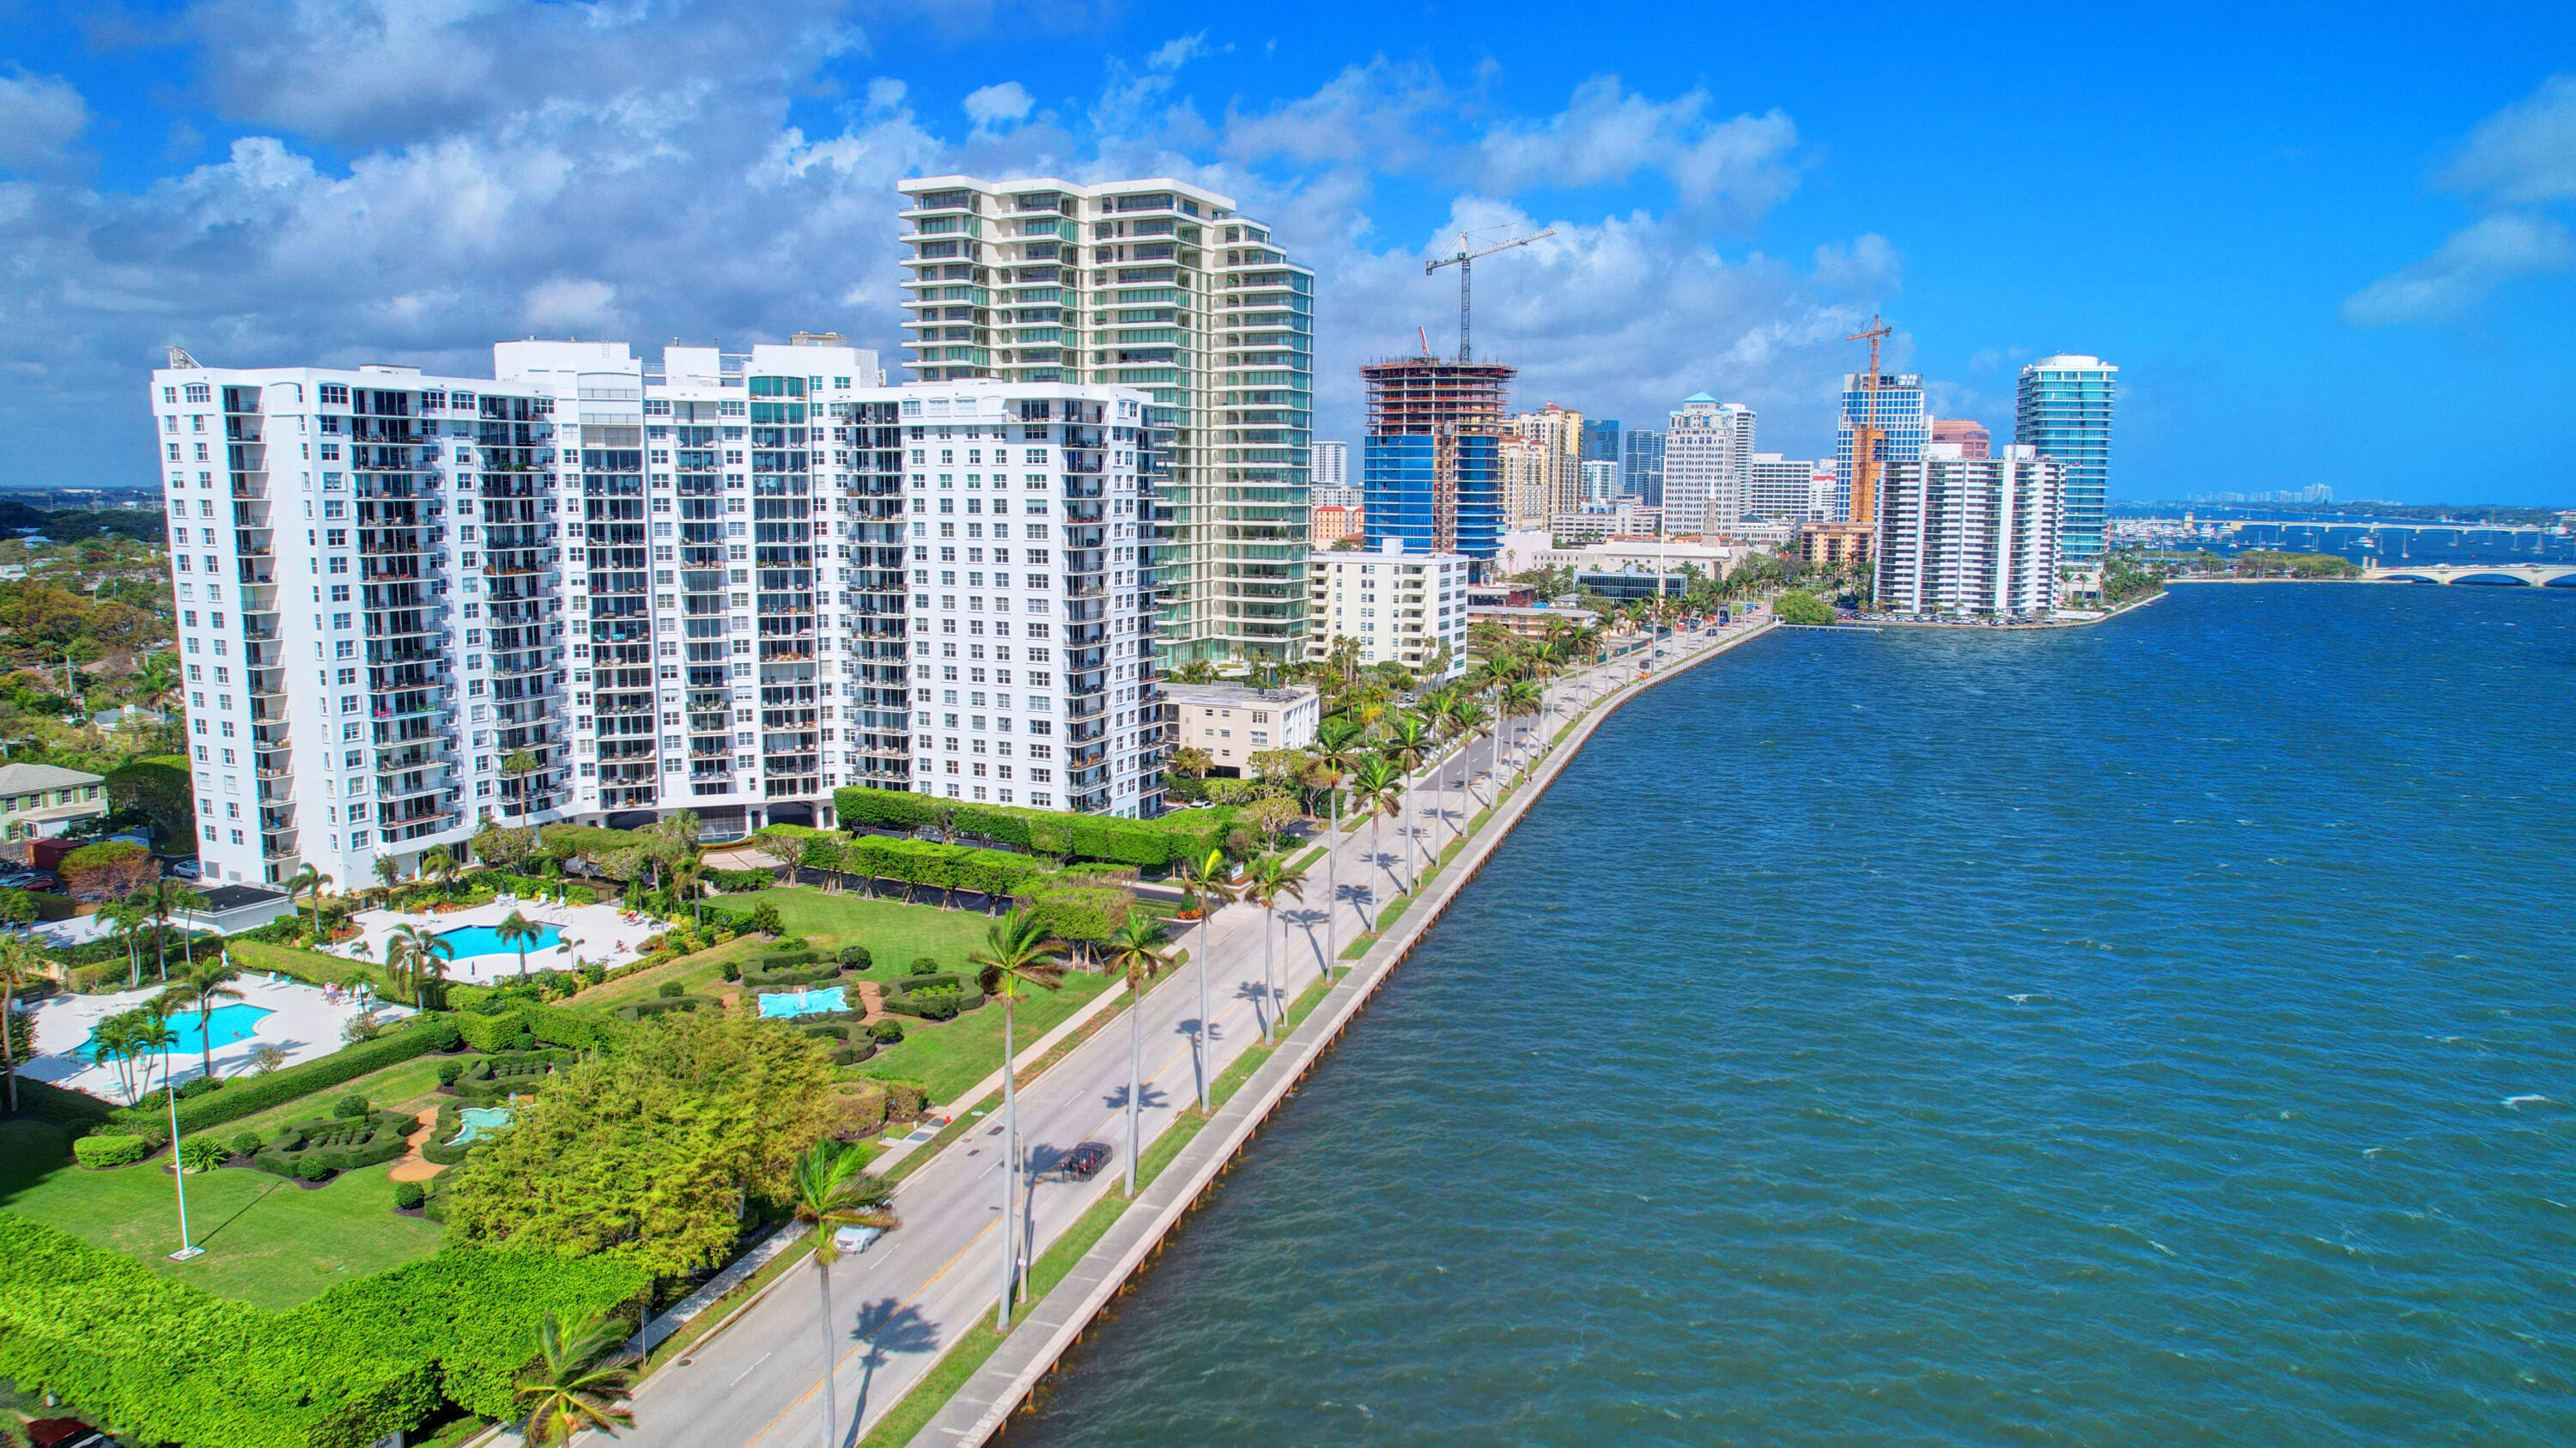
[1661,395,1755,535]
[1874,443,2066,618]
[155,344,1164,891]
[1745,453,1838,522]
[1310,441,1349,490]
[1306,541,1469,678]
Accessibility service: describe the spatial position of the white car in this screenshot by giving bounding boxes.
[830,1225,884,1256]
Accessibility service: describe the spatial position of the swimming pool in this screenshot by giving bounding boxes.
[78,1002,272,1062]
[449,1105,516,1145]
[758,987,846,1019]
[434,922,564,962]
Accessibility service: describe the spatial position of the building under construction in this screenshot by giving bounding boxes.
[1360,356,1516,561]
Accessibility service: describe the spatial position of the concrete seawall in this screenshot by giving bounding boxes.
[908,617,1781,1447]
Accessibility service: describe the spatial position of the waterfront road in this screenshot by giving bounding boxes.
[598,614,1759,1448]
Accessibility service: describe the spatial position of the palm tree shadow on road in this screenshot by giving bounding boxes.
[845,1297,941,1445]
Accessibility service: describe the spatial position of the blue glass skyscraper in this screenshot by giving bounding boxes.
[1358,357,1515,563]
[2014,355,2117,563]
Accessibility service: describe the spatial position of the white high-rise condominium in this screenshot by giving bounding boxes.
[1307,541,1468,678]
[1310,441,1348,489]
[1746,453,1837,521]
[1505,404,1586,521]
[896,175,1313,668]
[155,342,1164,890]
[1874,443,2065,618]
[1662,395,1755,534]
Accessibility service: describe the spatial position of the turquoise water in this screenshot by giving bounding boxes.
[449,1106,514,1145]
[757,986,846,1019]
[434,922,562,960]
[78,1002,271,1062]
[1009,585,2576,1446]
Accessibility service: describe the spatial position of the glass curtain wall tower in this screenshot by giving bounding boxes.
[895,175,1314,668]
[2014,355,2117,563]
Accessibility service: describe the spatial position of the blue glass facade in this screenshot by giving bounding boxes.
[1364,434,1504,561]
[2015,356,2116,563]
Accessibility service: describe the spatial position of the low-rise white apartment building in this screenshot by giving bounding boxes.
[154,343,1165,890]
[1306,540,1468,678]
[1163,682,1319,774]
[1874,443,2064,618]
[1498,529,1752,581]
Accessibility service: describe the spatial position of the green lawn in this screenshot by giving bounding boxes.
[573,934,767,1011]
[713,887,1115,1104]
[0,1119,444,1311]
[214,1054,455,1141]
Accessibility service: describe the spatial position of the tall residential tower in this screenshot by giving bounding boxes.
[895,175,1315,667]
[2014,355,2116,563]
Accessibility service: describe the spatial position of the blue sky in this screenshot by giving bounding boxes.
[3,0,2571,503]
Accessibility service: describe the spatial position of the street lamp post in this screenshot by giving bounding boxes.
[167,1069,203,1262]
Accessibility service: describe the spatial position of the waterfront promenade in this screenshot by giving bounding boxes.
[585,612,1775,1448]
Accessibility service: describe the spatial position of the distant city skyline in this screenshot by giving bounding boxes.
[0,6,2568,503]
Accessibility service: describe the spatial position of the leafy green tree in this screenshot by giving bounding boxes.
[1774,589,1836,626]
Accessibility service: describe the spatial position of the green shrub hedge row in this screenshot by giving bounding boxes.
[106,1015,459,1142]
[877,973,985,1020]
[616,995,715,1020]
[833,784,1235,867]
[472,871,598,906]
[708,867,777,892]
[0,1215,646,1448]
[453,1002,617,1053]
[252,1111,412,1177]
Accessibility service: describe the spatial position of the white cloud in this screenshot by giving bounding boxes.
[963,82,1033,130]
[2341,213,2576,326]
[0,66,91,171]
[2443,74,2576,204]
[0,21,1872,484]
[2346,75,2576,327]
[1811,233,1900,295]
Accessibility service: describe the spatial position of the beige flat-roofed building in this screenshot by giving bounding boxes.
[1163,683,1320,774]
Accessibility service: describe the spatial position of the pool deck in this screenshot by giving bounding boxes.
[337,898,655,985]
[21,973,416,1099]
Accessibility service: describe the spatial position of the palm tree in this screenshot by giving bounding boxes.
[122,1007,176,1108]
[967,911,1066,1326]
[1349,757,1401,935]
[156,955,244,1083]
[286,862,332,943]
[383,923,454,1008]
[1171,849,1237,1113]
[420,844,459,901]
[371,854,401,909]
[673,857,706,924]
[787,1139,901,1448]
[1103,914,1177,1196]
[513,1310,639,1447]
[0,935,39,1112]
[1453,697,1496,815]
[1242,854,1309,1044]
[1380,716,1431,892]
[1303,739,1357,965]
[98,897,145,988]
[494,910,544,977]
[1499,678,1544,779]
[131,651,180,713]
[132,878,186,983]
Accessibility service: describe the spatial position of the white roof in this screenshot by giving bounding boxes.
[0,763,104,793]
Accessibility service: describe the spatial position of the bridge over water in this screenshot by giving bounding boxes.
[2371,563,2576,587]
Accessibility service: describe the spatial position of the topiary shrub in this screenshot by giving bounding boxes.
[229,1129,262,1159]
[909,956,940,976]
[297,1153,336,1183]
[905,985,963,1021]
[73,1134,151,1169]
[747,901,784,937]
[435,1059,464,1086]
[720,960,741,983]
[178,1137,226,1173]
[332,1094,370,1119]
[875,1079,930,1120]
[392,1180,427,1211]
[867,1018,905,1044]
[838,946,872,971]
[656,982,684,999]
[176,1075,223,1100]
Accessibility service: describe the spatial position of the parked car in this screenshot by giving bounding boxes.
[168,859,202,880]
[27,1419,119,1448]
[0,869,58,891]
[830,1225,884,1256]
[1054,1141,1113,1182]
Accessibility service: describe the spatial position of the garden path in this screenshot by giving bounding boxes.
[385,1107,445,1184]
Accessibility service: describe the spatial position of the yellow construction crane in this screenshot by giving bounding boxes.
[1844,314,1893,529]
[1425,228,1557,362]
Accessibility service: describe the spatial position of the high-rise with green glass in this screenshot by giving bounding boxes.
[2014,354,2117,563]
[895,174,1315,668]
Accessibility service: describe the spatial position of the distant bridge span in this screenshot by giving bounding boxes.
[2370,563,2576,587]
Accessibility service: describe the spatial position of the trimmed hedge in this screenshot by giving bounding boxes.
[878,973,984,1020]
[0,1216,647,1448]
[252,1110,413,1178]
[453,1002,617,1053]
[616,995,715,1020]
[833,784,1236,867]
[708,867,777,892]
[72,1133,151,1168]
[106,1015,457,1142]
